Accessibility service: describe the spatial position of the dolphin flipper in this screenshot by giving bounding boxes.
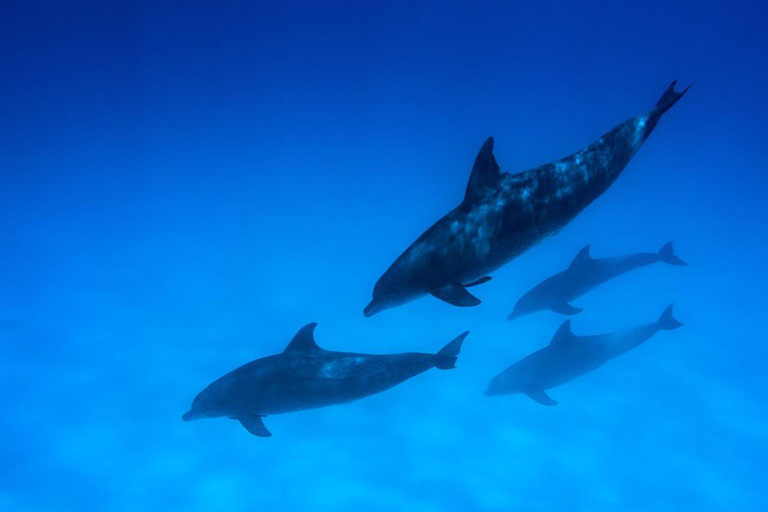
[526,389,559,406]
[464,276,492,287]
[550,303,583,315]
[431,283,481,307]
[238,415,272,437]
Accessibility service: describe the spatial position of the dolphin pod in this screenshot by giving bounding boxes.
[364,81,691,317]
[183,82,689,437]
[485,304,683,405]
[508,242,688,320]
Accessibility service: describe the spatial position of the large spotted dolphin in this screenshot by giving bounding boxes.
[508,242,687,320]
[182,324,468,437]
[364,82,691,317]
[484,304,682,405]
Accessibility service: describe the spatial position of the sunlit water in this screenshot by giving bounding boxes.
[1,2,766,511]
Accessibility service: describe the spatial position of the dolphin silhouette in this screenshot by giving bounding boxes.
[364,82,691,317]
[485,304,683,405]
[183,324,468,437]
[508,242,687,320]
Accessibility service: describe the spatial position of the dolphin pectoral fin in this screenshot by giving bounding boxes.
[464,276,492,287]
[550,303,583,315]
[431,283,481,307]
[238,415,272,437]
[526,389,558,406]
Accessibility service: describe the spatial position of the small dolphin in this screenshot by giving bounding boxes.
[508,242,687,320]
[182,324,468,437]
[364,82,690,317]
[485,304,682,405]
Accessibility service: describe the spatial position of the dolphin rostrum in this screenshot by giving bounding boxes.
[508,242,687,320]
[485,304,683,405]
[182,324,468,437]
[364,82,691,317]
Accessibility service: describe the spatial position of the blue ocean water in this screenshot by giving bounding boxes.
[1,1,767,510]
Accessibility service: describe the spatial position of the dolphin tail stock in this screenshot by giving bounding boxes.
[434,331,469,370]
[658,241,688,266]
[657,303,683,331]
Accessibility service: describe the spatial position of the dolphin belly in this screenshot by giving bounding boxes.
[531,351,608,391]
[248,353,437,415]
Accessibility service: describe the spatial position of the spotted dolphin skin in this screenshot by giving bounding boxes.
[485,304,682,405]
[364,81,691,317]
[182,324,468,437]
[508,242,687,320]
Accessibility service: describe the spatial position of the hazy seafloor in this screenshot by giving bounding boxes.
[1,1,767,511]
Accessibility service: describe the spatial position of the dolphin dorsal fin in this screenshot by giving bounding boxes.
[549,320,574,347]
[569,245,592,268]
[464,137,501,202]
[283,323,321,353]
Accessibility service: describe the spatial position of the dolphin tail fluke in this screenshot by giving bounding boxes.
[653,80,692,117]
[658,241,688,266]
[434,331,469,370]
[657,303,683,331]
[644,80,691,134]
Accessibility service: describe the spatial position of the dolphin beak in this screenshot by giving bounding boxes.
[363,300,382,317]
[182,409,197,422]
[507,309,522,321]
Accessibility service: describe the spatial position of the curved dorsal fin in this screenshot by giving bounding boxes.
[569,245,592,268]
[464,137,501,202]
[549,320,574,347]
[283,323,321,353]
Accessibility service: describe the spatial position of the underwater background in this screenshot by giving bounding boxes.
[1,1,767,510]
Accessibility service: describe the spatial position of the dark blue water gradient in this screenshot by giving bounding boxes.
[1,1,766,510]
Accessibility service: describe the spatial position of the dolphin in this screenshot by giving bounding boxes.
[508,242,687,320]
[485,304,682,405]
[182,324,468,437]
[364,81,691,317]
